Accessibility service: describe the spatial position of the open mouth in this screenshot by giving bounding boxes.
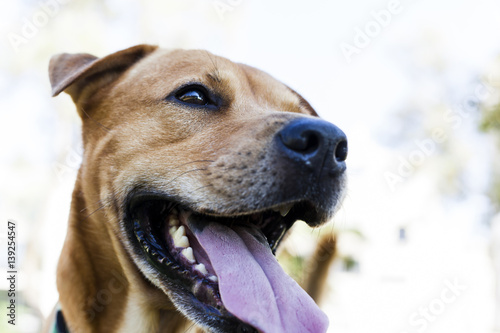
[127,193,329,333]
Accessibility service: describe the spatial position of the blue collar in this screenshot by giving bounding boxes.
[51,306,69,333]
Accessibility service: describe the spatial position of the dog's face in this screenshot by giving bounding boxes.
[50,45,347,332]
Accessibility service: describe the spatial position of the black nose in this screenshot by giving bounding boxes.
[277,118,347,174]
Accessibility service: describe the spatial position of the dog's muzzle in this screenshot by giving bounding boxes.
[125,117,347,333]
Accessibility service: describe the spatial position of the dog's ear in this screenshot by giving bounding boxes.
[49,44,158,102]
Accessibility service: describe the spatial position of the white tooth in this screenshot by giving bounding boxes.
[181,247,196,264]
[194,263,208,275]
[208,275,218,283]
[169,226,178,237]
[173,226,189,247]
[279,204,293,217]
[175,235,189,248]
[174,225,186,239]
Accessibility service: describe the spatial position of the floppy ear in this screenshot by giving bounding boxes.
[49,44,158,102]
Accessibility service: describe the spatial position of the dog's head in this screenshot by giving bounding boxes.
[50,45,347,333]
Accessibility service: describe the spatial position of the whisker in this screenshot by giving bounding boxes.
[79,106,111,132]
[205,51,221,83]
[171,159,214,170]
[182,322,197,333]
[186,184,214,196]
[165,168,208,186]
[82,203,106,221]
[79,197,112,219]
[79,199,104,213]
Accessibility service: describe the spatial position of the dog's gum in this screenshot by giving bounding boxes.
[191,280,223,310]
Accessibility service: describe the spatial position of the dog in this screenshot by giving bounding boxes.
[47,44,347,333]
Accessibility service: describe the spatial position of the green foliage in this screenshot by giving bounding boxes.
[278,249,306,283]
[480,75,500,207]
[341,255,358,272]
[480,104,500,132]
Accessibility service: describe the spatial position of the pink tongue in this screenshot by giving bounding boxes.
[189,221,329,333]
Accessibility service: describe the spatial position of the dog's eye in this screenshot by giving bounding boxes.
[176,88,210,106]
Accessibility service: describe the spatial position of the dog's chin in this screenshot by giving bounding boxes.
[123,191,342,332]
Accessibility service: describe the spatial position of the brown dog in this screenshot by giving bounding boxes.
[47,45,347,333]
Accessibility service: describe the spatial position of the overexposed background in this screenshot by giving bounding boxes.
[1,0,500,332]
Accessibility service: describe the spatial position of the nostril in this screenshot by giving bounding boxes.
[299,131,320,154]
[335,140,348,162]
[281,130,321,154]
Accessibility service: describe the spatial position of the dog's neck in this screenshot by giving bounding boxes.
[56,182,193,332]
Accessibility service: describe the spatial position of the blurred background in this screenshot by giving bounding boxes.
[2,0,500,332]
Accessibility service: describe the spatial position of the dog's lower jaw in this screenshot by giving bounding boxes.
[56,185,195,333]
